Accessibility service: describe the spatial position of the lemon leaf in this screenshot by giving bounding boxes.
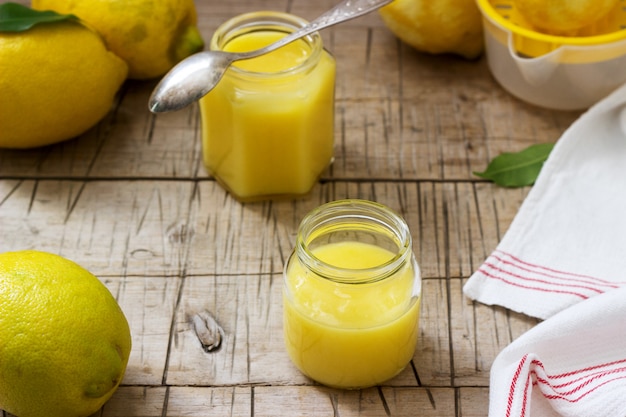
[473,143,554,187]
[0,2,77,32]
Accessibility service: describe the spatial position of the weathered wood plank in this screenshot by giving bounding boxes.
[166,386,252,417]
[101,386,167,417]
[416,278,452,387]
[458,387,490,417]
[0,180,195,277]
[103,386,468,417]
[450,278,538,387]
[165,274,291,386]
[1,180,525,279]
[187,181,488,278]
[0,91,577,182]
[104,277,182,386]
[254,386,456,416]
[87,83,203,179]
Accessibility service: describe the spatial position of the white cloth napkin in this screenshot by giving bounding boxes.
[464,82,626,320]
[488,286,626,417]
[463,83,626,417]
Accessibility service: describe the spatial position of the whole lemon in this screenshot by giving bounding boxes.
[379,0,484,59]
[0,20,128,149]
[0,250,132,417]
[513,0,619,34]
[32,0,205,79]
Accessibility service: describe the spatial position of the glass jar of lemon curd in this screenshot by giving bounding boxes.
[200,12,336,201]
[283,200,422,389]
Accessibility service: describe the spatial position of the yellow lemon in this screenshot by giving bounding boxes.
[379,0,484,59]
[513,0,620,34]
[0,20,128,149]
[32,0,205,79]
[0,250,132,417]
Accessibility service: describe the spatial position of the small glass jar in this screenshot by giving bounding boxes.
[199,11,336,201]
[283,199,422,389]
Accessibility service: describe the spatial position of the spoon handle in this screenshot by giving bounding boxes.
[238,0,394,59]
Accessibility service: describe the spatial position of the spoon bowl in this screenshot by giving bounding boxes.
[149,0,393,113]
[149,51,236,113]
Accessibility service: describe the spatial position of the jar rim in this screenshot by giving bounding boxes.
[210,11,323,78]
[294,199,414,284]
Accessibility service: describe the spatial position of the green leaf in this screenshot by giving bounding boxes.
[0,2,77,32]
[474,143,554,188]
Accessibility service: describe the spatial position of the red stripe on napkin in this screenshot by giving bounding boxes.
[506,353,530,417]
[495,251,621,286]
[507,356,626,417]
[494,251,620,288]
[477,266,590,299]
[478,251,623,299]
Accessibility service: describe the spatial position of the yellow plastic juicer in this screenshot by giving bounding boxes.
[477,0,626,110]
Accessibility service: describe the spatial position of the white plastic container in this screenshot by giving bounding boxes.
[478,0,626,110]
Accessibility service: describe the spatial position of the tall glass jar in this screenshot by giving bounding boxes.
[199,12,336,202]
[283,199,422,389]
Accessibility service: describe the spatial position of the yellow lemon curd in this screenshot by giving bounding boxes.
[200,30,335,201]
[283,241,421,389]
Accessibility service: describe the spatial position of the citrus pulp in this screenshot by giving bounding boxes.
[513,0,620,34]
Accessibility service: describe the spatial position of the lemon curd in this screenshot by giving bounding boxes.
[283,200,422,389]
[200,12,336,201]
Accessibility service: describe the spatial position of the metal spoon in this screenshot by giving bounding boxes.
[148,0,393,113]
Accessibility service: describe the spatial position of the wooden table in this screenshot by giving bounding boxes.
[1,1,583,415]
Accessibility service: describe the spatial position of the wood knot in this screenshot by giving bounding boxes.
[191,310,224,353]
[167,222,194,245]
